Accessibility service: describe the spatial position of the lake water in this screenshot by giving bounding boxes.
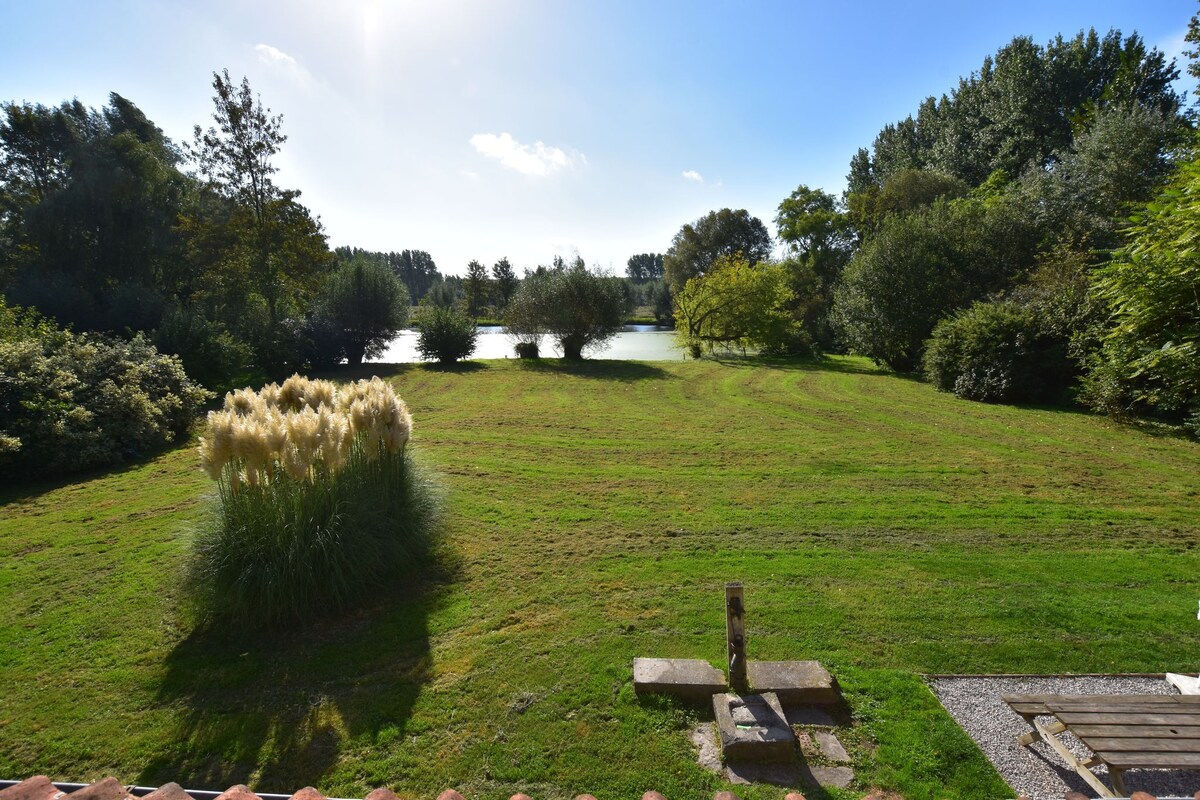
[370,324,687,363]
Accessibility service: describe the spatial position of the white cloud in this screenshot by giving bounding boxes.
[255,43,296,67]
[469,132,581,176]
[254,43,313,85]
[682,169,704,182]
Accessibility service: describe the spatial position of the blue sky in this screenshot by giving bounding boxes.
[2,0,1195,276]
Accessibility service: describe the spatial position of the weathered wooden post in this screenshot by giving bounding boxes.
[725,581,747,692]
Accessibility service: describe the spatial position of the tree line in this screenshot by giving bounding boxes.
[660,22,1199,434]
[0,72,461,388]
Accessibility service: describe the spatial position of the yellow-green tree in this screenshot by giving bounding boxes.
[673,255,794,358]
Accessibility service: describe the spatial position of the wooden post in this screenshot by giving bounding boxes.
[726,582,747,692]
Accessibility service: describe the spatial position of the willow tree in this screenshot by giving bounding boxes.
[508,258,628,359]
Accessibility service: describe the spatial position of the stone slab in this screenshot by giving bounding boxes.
[799,765,855,789]
[724,761,801,787]
[689,723,723,774]
[633,657,726,700]
[713,691,795,763]
[784,705,837,727]
[748,660,839,706]
[814,731,850,763]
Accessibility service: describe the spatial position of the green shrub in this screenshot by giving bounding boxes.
[187,376,442,629]
[923,301,1070,403]
[153,305,255,392]
[1080,134,1200,429]
[414,306,478,363]
[760,327,818,358]
[514,341,540,358]
[0,301,211,480]
[503,289,546,356]
[833,198,1036,372]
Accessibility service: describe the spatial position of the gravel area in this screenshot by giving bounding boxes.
[931,675,1200,799]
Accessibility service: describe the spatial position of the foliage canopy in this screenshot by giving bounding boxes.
[414,305,478,364]
[673,255,794,358]
[1083,133,1200,426]
[320,255,410,365]
[663,208,772,290]
[508,259,629,359]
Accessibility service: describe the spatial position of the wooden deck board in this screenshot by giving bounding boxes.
[1101,751,1200,769]
[1087,737,1200,752]
[1070,724,1200,738]
[1051,711,1200,726]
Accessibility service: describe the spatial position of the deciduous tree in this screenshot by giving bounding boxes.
[673,255,794,358]
[189,70,329,327]
[463,259,491,317]
[1083,135,1200,426]
[625,253,664,283]
[508,259,629,359]
[832,198,1037,372]
[320,255,409,365]
[851,29,1183,191]
[663,208,772,290]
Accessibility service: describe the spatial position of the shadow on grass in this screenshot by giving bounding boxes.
[926,386,1199,440]
[0,438,192,507]
[142,565,456,793]
[315,361,496,382]
[1092,410,1199,442]
[708,353,902,378]
[514,358,672,381]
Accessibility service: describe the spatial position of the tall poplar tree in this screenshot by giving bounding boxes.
[189,70,329,327]
[463,259,490,317]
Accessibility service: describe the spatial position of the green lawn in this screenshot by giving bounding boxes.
[2,356,1198,800]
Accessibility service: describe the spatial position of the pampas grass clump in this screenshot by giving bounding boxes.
[187,375,440,630]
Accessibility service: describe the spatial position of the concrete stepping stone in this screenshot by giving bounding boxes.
[800,765,855,789]
[724,761,801,787]
[633,657,726,701]
[784,705,837,727]
[748,660,840,706]
[814,730,851,763]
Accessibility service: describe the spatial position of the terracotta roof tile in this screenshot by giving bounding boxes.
[0,777,61,800]
[64,779,127,800]
[212,785,257,800]
[12,775,1200,800]
[140,784,191,800]
[289,789,324,800]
